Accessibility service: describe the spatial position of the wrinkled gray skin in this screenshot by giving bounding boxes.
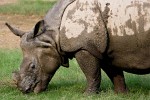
[6,0,150,94]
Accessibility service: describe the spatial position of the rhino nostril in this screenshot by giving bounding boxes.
[25,87,30,92]
[20,86,31,94]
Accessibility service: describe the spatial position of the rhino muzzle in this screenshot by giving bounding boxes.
[19,75,39,93]
[12,71,40,93]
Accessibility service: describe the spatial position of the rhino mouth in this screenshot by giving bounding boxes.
[12,71,39,93]
[19,76,39,93]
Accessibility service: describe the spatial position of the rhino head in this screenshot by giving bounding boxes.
[6,20,68,93]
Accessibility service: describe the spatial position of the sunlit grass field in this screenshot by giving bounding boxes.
[0,0,150,99]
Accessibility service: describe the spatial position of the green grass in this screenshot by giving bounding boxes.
[0,49,149,100]
[0,49,22,80]
[0,0,56,15]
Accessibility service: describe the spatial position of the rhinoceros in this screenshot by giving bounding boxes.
[6,0,150,94]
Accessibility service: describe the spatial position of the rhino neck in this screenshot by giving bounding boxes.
[43,0,76,54]
[42,0,76,67]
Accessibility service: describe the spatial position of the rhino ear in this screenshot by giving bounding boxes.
[5,23,25,37]
[33,20,45,38]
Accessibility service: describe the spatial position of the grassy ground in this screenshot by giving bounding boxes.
[0,0,150,100]
[0,49,149,100]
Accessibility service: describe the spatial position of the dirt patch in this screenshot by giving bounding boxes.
[0,14,43,49]
[0,0,56,49]
[0,0,17,5]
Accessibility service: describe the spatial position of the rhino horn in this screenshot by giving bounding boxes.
[5,23,25,37]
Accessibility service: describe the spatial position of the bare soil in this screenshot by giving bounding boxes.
[0,14,43,49]
[0,0,17,5]
[0,0,47,49]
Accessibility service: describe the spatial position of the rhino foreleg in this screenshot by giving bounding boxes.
[75,50,101,94]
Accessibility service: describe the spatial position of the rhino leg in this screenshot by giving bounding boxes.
[75,50,101,94]
[101,64,128,93]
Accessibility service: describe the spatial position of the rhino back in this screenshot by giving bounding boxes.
[101,0,150,36]
[100,0,150,50]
